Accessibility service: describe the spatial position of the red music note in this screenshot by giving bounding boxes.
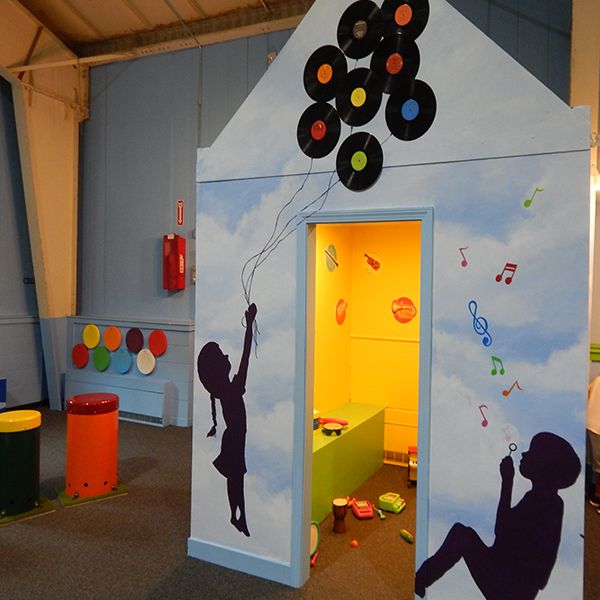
[459,246,469,268]
[364,253,380,271]
[478,404,489,427]
[495,262,518,285]
[502,380,523,397]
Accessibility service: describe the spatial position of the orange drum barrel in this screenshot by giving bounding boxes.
[65,393,119,499]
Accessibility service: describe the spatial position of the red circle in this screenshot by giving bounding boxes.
[67,393,119,415]
[72,343,89,369]
[311,120,327,141]
[395,4,413,26]
[386,52,404,75]
[149,329,168,357]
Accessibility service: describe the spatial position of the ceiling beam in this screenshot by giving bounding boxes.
[73,0,314,58]
[60,0,105,38]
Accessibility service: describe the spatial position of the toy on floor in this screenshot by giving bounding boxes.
[332,497,349,533]
[379,492,406,514]
[350,498,374,519]
[310,520,320,567]
[400,529,415,544]
[375,507,386,520]
[350,539,359,548]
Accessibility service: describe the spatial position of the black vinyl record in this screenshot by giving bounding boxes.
[335,67,383,127]
[336,131,383,191]
[297,102,341,159]
[385,79,436,140]
[337,0,383,59]
[370,33,420,94]
[303,45,348,102]
[381,0,430,39]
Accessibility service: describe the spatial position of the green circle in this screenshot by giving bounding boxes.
[93,346,111,372]
[350,151,367,172]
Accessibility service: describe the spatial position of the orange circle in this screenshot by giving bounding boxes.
[395,4,413,26]
[104,326,122,351]
[335,298,348,325]
[386,52,404,75]
[311,120,327,141]
[317,63,333,84]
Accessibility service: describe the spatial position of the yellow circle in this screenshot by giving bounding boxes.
[0,409,41,432]
[82,324,101,349]
[350,87,367,108]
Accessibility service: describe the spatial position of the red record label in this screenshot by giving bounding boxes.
[311,120,327,140]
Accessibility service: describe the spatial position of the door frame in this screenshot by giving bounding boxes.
[290,207,434,587]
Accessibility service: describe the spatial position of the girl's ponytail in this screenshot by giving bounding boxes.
[206,394,217,437]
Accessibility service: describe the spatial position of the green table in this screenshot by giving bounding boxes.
[312,402,384,523]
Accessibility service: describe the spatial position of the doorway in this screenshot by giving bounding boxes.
[295,208,433,589]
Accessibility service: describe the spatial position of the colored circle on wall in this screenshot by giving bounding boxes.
[92,346,111,372]
[126,328,144,353]
[104,326,122,351]
[325,244,338,272]
[82,324,101,349]
[72,343,89,369]
[391,296,417,323]
[149,330,168,357]
[137,348,156,375]
[113,347,133,374]
[335,298,348,325]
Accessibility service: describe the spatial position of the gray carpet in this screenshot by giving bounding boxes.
[0,405,598,599]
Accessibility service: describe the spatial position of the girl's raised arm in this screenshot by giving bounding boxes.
[237,303,257,386]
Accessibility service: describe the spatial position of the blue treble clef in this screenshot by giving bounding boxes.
[468,300,492,346]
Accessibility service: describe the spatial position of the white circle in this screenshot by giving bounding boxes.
[136,348,156,375]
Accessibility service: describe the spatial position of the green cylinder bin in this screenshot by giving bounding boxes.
[0,410,41,516]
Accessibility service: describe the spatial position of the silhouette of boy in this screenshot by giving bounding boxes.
[197,303,257,537]
[415,432,581,599]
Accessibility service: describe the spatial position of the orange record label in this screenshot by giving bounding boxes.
[395,4,413,26]
[317,63,333,84]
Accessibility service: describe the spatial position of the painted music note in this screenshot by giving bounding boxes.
[468,300,492,346]
[523,187,544,208]
[502,380,523,397]
[458,246,469,268]
[478,404,489,427]
[495,262,518,285]
[490,355,505,376]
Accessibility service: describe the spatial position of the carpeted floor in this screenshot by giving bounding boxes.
[1,404,599,599]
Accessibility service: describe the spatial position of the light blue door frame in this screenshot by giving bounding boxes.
[291,207,434,587]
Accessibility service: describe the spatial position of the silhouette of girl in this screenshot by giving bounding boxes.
[197,303,257,537]
[415,432,581,599]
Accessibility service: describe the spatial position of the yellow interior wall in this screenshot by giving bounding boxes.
[349,222,421,454]
[313,224,353,414]
[312,221,421,455]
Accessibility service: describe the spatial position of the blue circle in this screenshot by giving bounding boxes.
[401,99,420,121]
[113,347,133,374]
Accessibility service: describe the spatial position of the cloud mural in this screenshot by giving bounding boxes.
[190,0,590,594]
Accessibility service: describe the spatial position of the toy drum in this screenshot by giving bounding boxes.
[65,393,119,499]
[0,410,41,516]
[332,497,348,533]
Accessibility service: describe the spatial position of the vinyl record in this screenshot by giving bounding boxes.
[335,68,383,127]
[336,132,383,191]
[303,45,348,102]
[297,102,341,159]
[370,33,420,93]
[337,0,383,59]
[385,79,436,140]
[381,0,430,39]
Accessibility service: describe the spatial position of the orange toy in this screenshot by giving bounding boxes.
[65,393,119,499]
